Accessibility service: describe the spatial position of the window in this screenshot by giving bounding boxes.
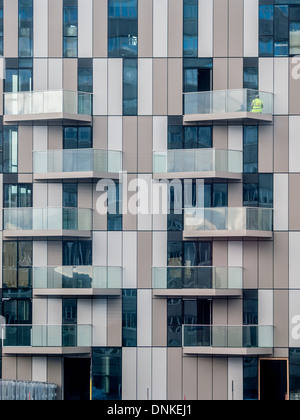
[123,59,138,115]
[0,0,3,56]
[243,174,273,208]
[3,298,32,325]
[0,126,18,173]
[63,127,92,149]
[5,59,33,92]
[183,58,213,93]
[167,241,212,289]
[259,2,300,57]
[63,241,92,266]
[78,58,93,114]
[19,0,33,58]
[243,358,259,401]
[168,241,212,267]
[108,0,138,57]
[3,184,32,208]
[92,348,122,400]
[3,241,32,290]
[63,0,78,58]
[244,58,259,90]
[167,298,211,347]
[167,181,227,232]
[122,289,137,347]
[183,0,198,57]
[168,124,212,150]
[243,290,258,326]
[243,126,258,174]
[108,183,122,231]
[63,183,78,208]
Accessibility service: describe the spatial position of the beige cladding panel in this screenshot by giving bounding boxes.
[198,357,213,400]
[18,126,33,174]
[93,0,108,58]
[3,0,18,58]
[63,59,78,91]
[244,241,258,289]
[107,298,122,347]
[168,59,183,116]
[93,116,108,150]
[47,242,63,266]
[153,59,168,116]
[213,0,229,57]
[183,356,198,400]
[213,358,228,401]
[123,117,138,173]
[48,0,63,58]
[274,116,289,173]
[168,0,183,58]
[274,290,289,348]
[17,357,32,382]
[137,232,152,289]
[48,126,63,150]
[138,0,153,58]
[228,58,243,90]
[47,357,63,400]
[274,232,289,289]
[258,241,274,289]
[2,357,17,381]
[167,348,182,400]
[228,0,243,57]
[123,174,138,231]
[138,116,153,173]
[152,298,167,347]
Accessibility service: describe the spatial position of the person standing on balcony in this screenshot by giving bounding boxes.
[251,94,264,113]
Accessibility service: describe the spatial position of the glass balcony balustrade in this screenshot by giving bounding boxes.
[153,267,243,290]
[184,89,273,122]
[33,266,122,290]
[2,325,92,348]
[184,207,273,238]
[4,90,92,123]
[33,149,122,179]
[3,208,92,233]
[153,149,243,179]
[183,325,274,349]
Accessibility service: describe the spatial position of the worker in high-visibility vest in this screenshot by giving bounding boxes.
[251,95,264,113]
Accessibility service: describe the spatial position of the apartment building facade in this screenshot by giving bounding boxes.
[0,0,299,401]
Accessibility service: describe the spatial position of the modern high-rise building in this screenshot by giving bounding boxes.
[0,0,300,401]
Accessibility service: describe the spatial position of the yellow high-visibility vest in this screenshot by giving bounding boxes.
[251,98,263,113]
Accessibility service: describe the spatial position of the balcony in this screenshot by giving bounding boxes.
[33,149,122,181]
[2,325,92,355]
[153,149,242,180]
[152,266,243,298]
[4,90,92,123]
[33,266,123,297]
[3,207,92,239]
[183,207,273,239]
[183,89,273,123]
[183,325,273,356]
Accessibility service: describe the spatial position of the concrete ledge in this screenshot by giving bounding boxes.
[3,230,92,239]
[4,112,92,124]
[153,171,242,181]
[183,230,273,240]
[183,112,273,124]
[34,172,120,181]
[183,347,273,356]
[33,288,122,298]
[153,289,242,298]
[3,347,92,355]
